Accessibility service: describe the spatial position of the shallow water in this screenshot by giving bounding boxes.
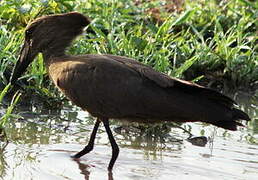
[0,95,257,180]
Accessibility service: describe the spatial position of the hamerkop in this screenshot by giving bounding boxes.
[10,12,250,170]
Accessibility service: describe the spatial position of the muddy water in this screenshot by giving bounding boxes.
[0,95,257,180]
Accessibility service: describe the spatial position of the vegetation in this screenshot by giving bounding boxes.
[0,84,20,136]
[0,0,257,92]
[0,0,257,127]
[0,3,257,179]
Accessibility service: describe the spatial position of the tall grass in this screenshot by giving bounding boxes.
[0,90,21,128]
[0,0,257,100]
[0,84,21,130]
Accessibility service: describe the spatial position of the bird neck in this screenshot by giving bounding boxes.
[42,44,71,68]
[42,36,76,66]
[42,48,65,60]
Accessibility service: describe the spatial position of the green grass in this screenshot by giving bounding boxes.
[0,84,21,130]
[0,90,21,128]
[0,0,257,100]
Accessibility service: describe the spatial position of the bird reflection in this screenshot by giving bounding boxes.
[73,158,90,180]
[73,158,114,180]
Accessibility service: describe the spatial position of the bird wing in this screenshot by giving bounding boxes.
[51,54,236,119]
[51,55,161,118]
[104,54,236,107]
[49,54,247,128]
[104,54,175,87]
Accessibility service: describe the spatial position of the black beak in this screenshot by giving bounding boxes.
[10,40,34,85]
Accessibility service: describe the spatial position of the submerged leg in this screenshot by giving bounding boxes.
[103,119,119,171]
[72,119,100,158]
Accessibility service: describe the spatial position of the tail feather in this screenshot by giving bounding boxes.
[172,77,250,131]
[211,121,242,131]
[232,108,251,121]
[212,108,250,131]
[173,80,236,107]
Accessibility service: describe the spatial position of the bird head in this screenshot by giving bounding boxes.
[10,12,91,84]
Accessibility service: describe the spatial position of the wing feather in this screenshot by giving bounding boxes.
[104,54,236,107]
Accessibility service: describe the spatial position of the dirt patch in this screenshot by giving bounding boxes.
[134,0,185,22]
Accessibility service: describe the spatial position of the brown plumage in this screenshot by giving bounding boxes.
[10,12,250,170]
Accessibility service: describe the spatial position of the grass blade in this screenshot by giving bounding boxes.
[172,9,195,26]
[0,83,11,103]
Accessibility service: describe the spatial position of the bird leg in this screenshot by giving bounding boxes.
[103,118,120,171]
[72,119,100,158]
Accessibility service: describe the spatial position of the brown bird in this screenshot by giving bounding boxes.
[10,12,250,171]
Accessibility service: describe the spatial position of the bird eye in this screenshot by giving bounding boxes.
[25,21,42,38]
[25,29,32,37]
[26,28,33,34]
[25,26,36,37]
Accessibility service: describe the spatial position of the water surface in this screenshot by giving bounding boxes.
[0,95,257,180]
